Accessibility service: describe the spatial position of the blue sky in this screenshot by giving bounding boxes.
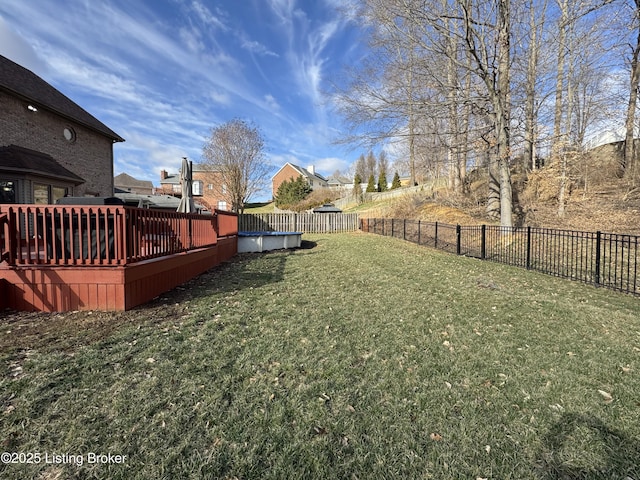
[0,0,365,199]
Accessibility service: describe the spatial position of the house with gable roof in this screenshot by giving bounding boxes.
[0,54,124,204]
[272,163,328,199]
[158,164,234,211]
[114,172,154,195]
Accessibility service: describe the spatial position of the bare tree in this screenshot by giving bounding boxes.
[625,0,640,185]
[201,119,269,213]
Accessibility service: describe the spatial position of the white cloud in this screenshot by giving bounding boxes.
[264,94,280,111]
[241,38,279,57]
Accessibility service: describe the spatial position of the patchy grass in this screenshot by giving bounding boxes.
[243,202,275,213]
[1,233,640,479]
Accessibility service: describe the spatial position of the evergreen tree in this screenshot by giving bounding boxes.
[366,174,376,192]
[275,176,312,208]
[391,171,402,189]
[378,171,388,192]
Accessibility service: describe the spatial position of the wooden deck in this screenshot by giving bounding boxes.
[0,205,238,312]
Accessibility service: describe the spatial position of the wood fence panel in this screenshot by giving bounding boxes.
[239,213,359,233]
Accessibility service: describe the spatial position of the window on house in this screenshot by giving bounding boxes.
[222,184,227,194]
[0,180,16,203]
[33,183,49,204]
[34,183,69,204]
[217,201,227,211]
[52,186,67,203]
[208,184,214,190]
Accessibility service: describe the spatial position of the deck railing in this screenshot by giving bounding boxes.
[361,218,640,296]
[0,204,238,266]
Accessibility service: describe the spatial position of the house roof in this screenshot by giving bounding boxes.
[114,172,153,190]
[327,175,351,185]
[273,163,328,183]
[0,145,85,184]
[0,54,124,142]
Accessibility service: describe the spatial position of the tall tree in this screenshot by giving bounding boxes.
[625,0,640,185]
[201,119,269,213]
[377,150,389,191]
[365,150,377,181]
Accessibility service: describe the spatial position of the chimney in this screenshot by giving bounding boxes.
[307,165,315,175]
[160,169,168,180]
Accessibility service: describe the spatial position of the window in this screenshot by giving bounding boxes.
[222,184,227,194]
[217,201,227,211]
[52,186,67,203]
[33,183,69,204]
[33,183,49,204]
[0,180,16,203]
[208,184,214,190]
[192,180,203,196]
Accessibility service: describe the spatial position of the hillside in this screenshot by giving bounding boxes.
[347,142,640,235]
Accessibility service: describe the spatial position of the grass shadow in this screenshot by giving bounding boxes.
[534,412,640,479]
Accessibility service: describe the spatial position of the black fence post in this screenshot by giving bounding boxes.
[481,225,486,260]
[417,220,421,245]
[403,219,406,240]
[391,219,394,237]
[435,222,438,249]
[595,231,601,287]
[526,226,531,270]
[456,224,461,255]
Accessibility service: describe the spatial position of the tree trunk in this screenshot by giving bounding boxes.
[497,0,513,227]
[524,0,543,171]
[551,0,569,162]
[624,0,640,184]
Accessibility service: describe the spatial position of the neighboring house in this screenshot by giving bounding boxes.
[114,173,154,195]
[0,54,124,204]
[272,163,328,199]
[158,164,233,211]
[327,175,353,191]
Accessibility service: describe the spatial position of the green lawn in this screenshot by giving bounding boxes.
[1,233,640,479]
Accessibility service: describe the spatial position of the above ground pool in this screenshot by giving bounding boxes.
[237,231,303,253]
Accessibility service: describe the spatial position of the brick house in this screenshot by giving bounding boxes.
[272,163,328,199]
[0,54,124,204]
[159,164,233,211]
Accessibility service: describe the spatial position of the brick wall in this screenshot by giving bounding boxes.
[0,91,115,197]
[272,164,303,199]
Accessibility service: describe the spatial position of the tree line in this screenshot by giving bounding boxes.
[333,0,640,226]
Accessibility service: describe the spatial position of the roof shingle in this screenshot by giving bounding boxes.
[0,54,124,142]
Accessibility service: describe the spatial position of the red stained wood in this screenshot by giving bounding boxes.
[0,241,236,312]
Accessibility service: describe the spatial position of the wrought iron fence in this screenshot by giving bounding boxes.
[361,218,639,296]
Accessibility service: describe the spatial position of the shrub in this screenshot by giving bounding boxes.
[275,176,312,209]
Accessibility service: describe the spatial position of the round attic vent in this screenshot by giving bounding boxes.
[63,127,76,142]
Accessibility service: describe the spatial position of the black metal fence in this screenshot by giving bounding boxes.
[360,218,639,296]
